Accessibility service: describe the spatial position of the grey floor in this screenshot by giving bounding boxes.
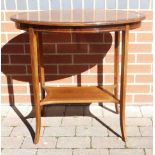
[1,103,153,155]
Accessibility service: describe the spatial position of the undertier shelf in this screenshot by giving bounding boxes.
[40,85,119,105]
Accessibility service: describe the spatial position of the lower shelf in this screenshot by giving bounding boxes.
[40,85,119,105]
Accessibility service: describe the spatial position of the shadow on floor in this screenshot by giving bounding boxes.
[11,103,121,142]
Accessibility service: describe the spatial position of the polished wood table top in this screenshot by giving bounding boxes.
[11,9,145,27]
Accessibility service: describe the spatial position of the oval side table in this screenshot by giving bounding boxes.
[11,10,145,144]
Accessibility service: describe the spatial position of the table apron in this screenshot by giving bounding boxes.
[15,22,141,33]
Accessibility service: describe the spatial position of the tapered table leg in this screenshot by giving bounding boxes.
[37,32,46,116]
[114,31,120,114]
[120,25,129,142]
[29,28,41,144]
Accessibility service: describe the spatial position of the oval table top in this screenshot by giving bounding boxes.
[11,9,145,27]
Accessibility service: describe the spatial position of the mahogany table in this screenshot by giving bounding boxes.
[11,10,145,144]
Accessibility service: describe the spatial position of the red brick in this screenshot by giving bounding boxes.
[134,95,153,103]
[25,44,55,53]
[1,10,153,105]
[128,65,151,73]
[1,75,23,87]
[1,95,12,104]
[74,75,99,83]
[42,32,71,43]
[74,54,105,64]
[1,55,9,64]
[105,54,135,63]
[137,54,153,63]
[1,85,27,94]
[126,95,133,103]
[128,54,136,63]
[43,44,56,53]
[44,65,58,74]
[89,64,114,74]
[89,65,101,73]
[127,85,150,93]
[109,45,116,53]
[103,75,114,83]
[135,75,153,83]
[7,34,18,41]
[129,44,152,53]
[1,65,26,74]
[1,75,8,84]
[1,34,7,43]
[12,75,32,83]
[136,22,152,31]
[46,75,72,84]
[10,55,30,64]
[57,44,88,53]
[13,95,32,104]
[102,65,114,73]
[44,55,72,64]
[7,33,29,43]
[59,65,89,74]
[137,33,153,42]
[129,33,136,42]
[104,74,134,83]
[89,43,112,53]
[25,44,30,53]
[27,65,57,74]
[103,32,113,43]
[72,33,103,43]
[2,44,24,53]
[1,22,20,32]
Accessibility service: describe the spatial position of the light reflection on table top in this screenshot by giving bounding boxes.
[11,9,145,27]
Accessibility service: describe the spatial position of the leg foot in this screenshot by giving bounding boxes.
[34,104,41,144]
[120,107,127,142]
[34,124,41,144]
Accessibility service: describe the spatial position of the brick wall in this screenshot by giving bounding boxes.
[1,0,153,105]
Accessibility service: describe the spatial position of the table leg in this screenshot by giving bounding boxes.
[29,28,41,144]
[114,31,120,114]
[120,25,129,142]
[37,32,46,116]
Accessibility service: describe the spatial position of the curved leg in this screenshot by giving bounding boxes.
[120,26,129,142]
[114,31,120,114]
[29,28,41,144]
[37,32,46,116]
